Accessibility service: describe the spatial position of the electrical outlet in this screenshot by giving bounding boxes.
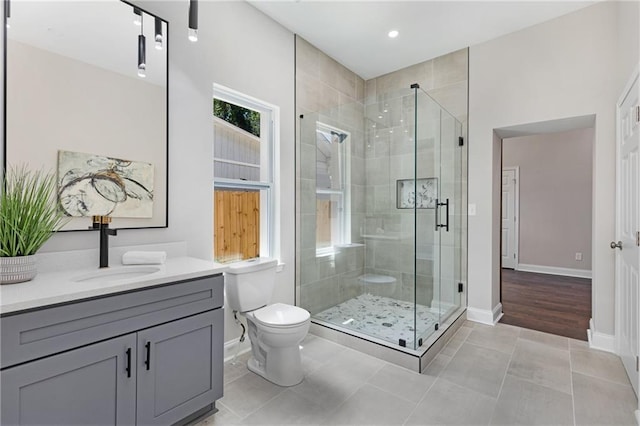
[575,252,583,261]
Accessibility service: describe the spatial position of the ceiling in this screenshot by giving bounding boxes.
[249,0,598,80]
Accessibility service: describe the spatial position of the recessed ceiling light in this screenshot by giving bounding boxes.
[388,30,399,38]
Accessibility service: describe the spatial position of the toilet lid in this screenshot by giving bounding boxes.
[253,303,310,327]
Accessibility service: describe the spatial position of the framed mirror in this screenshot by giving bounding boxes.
[4,0,168,231]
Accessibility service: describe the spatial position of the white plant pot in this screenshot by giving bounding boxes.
[0,255,37,284]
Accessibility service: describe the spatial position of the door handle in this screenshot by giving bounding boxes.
[435,199,450,232]
[125,348,132,378]
[144,341,151,370]
[610,241,623,250]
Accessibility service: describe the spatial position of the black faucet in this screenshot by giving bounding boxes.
[91,215,118,268]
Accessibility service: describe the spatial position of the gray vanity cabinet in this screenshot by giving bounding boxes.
[0,274,224,426]
[136,309,223,425]
[1,334,137,425]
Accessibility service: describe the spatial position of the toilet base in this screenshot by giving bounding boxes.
[246,347,304,387]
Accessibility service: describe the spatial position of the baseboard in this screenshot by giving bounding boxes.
[467,303,503,326]
[517,263,592,279]
[587,318,616,353]
[224,337,252,362]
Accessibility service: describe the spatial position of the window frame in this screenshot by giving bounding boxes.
[212,84,280,261]
[315,121,351,257]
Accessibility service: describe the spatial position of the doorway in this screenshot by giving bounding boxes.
[497,119,594,340]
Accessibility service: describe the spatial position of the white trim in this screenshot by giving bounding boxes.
[466,303,503,326]
[223,337,252,362]
[634,409,639,425]
[517,263,592,279]
[214,158,260,169]
[502,166,520,269]
[588,318,616,354]
[212,83,281,262]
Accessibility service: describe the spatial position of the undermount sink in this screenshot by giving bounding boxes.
[72,266,162,283]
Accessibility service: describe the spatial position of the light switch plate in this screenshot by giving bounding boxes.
[468,204,477,216]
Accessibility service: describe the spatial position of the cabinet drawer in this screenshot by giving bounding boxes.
[1,274,223,369]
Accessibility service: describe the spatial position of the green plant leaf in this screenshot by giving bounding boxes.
[0,165,69,257]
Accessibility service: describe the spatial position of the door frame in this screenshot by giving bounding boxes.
[501,166,520,269]
[614,64,639,407]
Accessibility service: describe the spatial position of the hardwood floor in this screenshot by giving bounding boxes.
[500,269,592,341]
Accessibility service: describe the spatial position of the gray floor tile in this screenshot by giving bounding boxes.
[196,403,243,426]
[507,339,571,394]
[440,342,511,398]
[571,347,631,385]
[367,363,436,403]
[219,371,285,418]
[440,333,467,357]
[573,372,637,426]
[291,348,386,411]
[423,353,451,377]
[519,329,569,351]
[241,389,328,425]
[490,375,573,426]
[224,352,251,385]
[300,334,346,366]
[569,338,590,352]
[323,384,416,425]
[405,378,497,426]
[467,323,520,355]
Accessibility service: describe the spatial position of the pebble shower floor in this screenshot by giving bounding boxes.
[314,293,439,348]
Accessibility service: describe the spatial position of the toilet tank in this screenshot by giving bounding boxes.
[224,257,278,312]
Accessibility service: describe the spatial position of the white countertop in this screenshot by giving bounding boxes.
[0,257,228,315]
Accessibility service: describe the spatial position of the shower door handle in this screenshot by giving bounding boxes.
[435,199,450,232]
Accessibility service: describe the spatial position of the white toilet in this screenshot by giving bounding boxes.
[224,257,310,387]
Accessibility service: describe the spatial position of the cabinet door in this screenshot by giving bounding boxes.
[136,309,223,426]
[1,334,136,426]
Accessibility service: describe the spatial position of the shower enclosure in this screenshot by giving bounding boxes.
[297,84,467,354]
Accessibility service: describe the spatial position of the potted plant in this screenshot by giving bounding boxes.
[0,166,68,284]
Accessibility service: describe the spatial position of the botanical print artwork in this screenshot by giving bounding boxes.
[397,178,437,209]
[57,150,154,218]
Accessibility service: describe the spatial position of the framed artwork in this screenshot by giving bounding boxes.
[58,150,154,218]
[396,178,438,209]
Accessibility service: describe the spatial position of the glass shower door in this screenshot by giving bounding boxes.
[414,87,464,347]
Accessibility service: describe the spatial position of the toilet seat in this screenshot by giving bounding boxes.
[252,303,310,328]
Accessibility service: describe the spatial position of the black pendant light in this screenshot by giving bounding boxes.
[188,0,198,42]
[154,17,163,50]
[137,14,146,78]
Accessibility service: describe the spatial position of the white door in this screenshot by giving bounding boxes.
[615,68,639,396]
[501,167,519,269]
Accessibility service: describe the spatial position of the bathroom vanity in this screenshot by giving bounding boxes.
[0,257,227,426]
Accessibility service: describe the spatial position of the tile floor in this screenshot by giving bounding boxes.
[197,321,638,425]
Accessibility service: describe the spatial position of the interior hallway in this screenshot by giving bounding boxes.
[500,269,591,341]
[199,322,636,425]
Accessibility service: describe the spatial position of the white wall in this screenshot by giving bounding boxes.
[1,1,295,345]
[503,128,593,271]
[468,1,635,337]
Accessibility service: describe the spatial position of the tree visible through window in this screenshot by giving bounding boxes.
[213,99,261,137]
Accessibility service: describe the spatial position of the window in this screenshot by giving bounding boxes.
[315,122,350,255]
[213,85,278,263]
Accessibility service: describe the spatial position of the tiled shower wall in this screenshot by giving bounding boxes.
[295,36,468,314]
[295,36,367,314]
